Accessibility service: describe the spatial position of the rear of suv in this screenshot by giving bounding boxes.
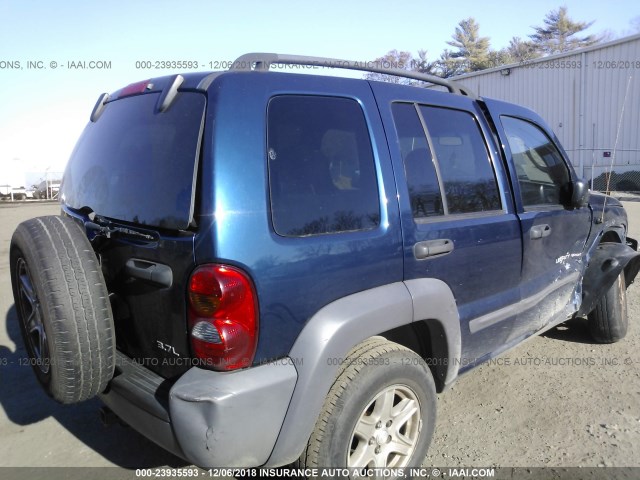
[10,53,640,470]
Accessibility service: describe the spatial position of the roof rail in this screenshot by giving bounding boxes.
[230,52,477,99]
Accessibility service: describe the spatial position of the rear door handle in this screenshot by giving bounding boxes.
[530,224,552,239]
[125,259,173,287]
[413,239,454,260]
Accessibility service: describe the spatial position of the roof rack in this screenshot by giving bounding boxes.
[230,52,477,99]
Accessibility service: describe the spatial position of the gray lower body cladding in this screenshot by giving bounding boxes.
[100,352,297,467]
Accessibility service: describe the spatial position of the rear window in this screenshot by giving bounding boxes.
[267,95,380,237]
[61,92,206,230]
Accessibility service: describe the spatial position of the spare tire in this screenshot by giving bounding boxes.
[10,215,115,404]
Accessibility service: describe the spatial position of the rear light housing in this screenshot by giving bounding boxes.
[116,79,152,98]
[187,264,258,371]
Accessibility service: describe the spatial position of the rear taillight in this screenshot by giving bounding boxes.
[187,264,258,371]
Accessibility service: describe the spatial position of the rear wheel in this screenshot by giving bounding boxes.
[298,338,437,471]
[588,271,628,343]
[10,215,115,403]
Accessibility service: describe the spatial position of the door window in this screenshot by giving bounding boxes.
[500,116,571,207]
[391,103,443,219]
[391,102,502,220]
[420,106,501,215]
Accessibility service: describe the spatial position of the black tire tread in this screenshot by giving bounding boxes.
[298,337,413,468]
[588,272,628,344]
[10,215,115,403]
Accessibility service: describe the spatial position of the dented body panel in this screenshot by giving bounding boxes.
[577,241,640,317]
[575,192,640,317]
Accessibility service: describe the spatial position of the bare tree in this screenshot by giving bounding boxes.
[364,50,415,85]
[414,49,437,75]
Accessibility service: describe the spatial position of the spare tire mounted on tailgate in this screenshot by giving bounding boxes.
[10,215,115,404]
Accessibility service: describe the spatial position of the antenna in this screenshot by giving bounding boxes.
[601,74,633,222]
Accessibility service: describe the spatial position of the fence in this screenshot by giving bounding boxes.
[585,167,640,193]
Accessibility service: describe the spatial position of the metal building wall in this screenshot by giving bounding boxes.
[453,34,640,191]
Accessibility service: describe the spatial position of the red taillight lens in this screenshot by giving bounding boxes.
[187,264,258,371]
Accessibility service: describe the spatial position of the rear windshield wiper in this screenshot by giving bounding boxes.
[86,215,156,241]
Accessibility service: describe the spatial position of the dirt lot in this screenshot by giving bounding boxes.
[1,201,639,476]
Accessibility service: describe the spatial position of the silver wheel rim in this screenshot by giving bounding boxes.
[16,258,49,374]
[348,384,421,468]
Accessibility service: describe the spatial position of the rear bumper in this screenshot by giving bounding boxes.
[100,352,297,467]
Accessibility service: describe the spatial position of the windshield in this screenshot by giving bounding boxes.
[61,91,206,230]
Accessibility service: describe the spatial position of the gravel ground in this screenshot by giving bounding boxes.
[0,201,639,477]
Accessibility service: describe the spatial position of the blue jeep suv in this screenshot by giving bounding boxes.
[10,53,640,471]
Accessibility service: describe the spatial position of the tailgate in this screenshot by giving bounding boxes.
[61,83,206,378]
[100,228,195,379]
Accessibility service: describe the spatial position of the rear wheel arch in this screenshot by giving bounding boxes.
[266,278,460,467]
[380,319,449,392]
[297,338,437,468]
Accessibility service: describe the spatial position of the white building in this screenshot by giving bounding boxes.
[452,33,640,191]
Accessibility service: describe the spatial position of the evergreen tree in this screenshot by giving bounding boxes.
[507,37,541,63]
[446,18,491,72]
[436,50,466,78]
[529,6,599,55]
[488,49,513,69]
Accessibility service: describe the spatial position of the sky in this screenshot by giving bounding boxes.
[0,0,638,187]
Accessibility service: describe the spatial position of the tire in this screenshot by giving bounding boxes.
[10,215,115,403]
[298,337,437,471]
[588,271,628,343]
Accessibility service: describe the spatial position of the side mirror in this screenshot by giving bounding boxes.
[570,179,590,209]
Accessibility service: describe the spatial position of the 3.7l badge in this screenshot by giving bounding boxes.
[156,340,180,356]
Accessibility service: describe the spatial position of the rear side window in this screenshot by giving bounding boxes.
[420,106,501,215]
[392,102,501,220]
[267,96,380,236]
[61,92,206,230]
[391,103,443,218]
